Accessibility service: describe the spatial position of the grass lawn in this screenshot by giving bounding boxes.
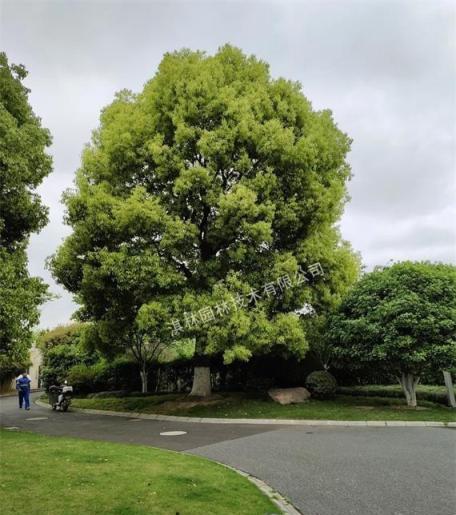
[71,392,456,422]
[0,430,277,515]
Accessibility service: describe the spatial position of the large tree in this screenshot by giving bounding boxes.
[0,53,51,381]
[0,53,52,248]
[51,46,358,395]
[328,262,456,407]
[0,249,48,380]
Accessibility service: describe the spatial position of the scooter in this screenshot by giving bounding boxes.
[48,381,73,412]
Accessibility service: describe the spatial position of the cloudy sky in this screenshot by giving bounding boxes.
[1,0,455,329]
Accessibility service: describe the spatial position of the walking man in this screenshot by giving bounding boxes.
[16,371,31,410]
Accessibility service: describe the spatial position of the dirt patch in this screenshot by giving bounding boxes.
[159,395,226,412]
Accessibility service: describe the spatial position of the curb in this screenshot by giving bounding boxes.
[35,400,455,427]
[219,462,302,515]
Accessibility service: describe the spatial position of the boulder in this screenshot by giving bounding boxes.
[268,387,311,405]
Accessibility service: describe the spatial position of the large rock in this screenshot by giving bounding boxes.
[268,387,311,405]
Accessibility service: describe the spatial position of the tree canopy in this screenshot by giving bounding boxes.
[328,262,456,406]
[0,52,52,249]
[51,45,359,395]
[0,249,48,378]
[37,322,85,350]
[0,53,51,380]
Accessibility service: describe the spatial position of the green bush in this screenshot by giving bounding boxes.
[67,358,145,394]
[39,324,99,390]
[67,362,109,394]
[40,344,85,389]
[306,370,337,399]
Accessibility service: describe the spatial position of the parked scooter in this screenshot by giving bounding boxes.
[48,381,73,412]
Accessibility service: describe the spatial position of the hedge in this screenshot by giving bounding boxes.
[337,384,454,406]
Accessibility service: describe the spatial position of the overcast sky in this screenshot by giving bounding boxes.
[1,0,455,329]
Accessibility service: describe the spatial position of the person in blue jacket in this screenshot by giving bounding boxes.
[16,371,32,410]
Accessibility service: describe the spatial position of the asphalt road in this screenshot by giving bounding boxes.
[1,393,455,515]
[191,426,456,515]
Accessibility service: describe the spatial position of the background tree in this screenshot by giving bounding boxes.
[38,323,97,389]
[0,249,48,381]
[328,262,456,407]
[0,52,52,381]
[51,45,359,396]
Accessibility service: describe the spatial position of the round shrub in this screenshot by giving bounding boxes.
[306,370,337,399]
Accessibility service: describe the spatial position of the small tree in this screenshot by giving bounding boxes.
[81,301,173,393]
[328,262,456,407]
[303,314,332,370]
[130,301,171,393]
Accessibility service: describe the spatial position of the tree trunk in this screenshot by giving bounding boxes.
[140,367,148,394]
[190,366,211,397]
[190,338,211,397]
[399,372,419,407]
[154,368,161,393]
[443,370,456,408]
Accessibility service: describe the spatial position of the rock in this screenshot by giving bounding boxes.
[268,387,311,405]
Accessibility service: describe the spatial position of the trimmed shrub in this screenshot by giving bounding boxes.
[337,384,454,406]
[306,370,337,399]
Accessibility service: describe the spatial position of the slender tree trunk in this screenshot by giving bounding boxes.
[190,366,211,397]
[140,365,148,394]
[399,372,419,407]
[155,368,161,393]
[442,370,456,408]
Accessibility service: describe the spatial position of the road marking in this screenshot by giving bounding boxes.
[4,426,20,430]
[26,417,48,421]
[159,431,187,436]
